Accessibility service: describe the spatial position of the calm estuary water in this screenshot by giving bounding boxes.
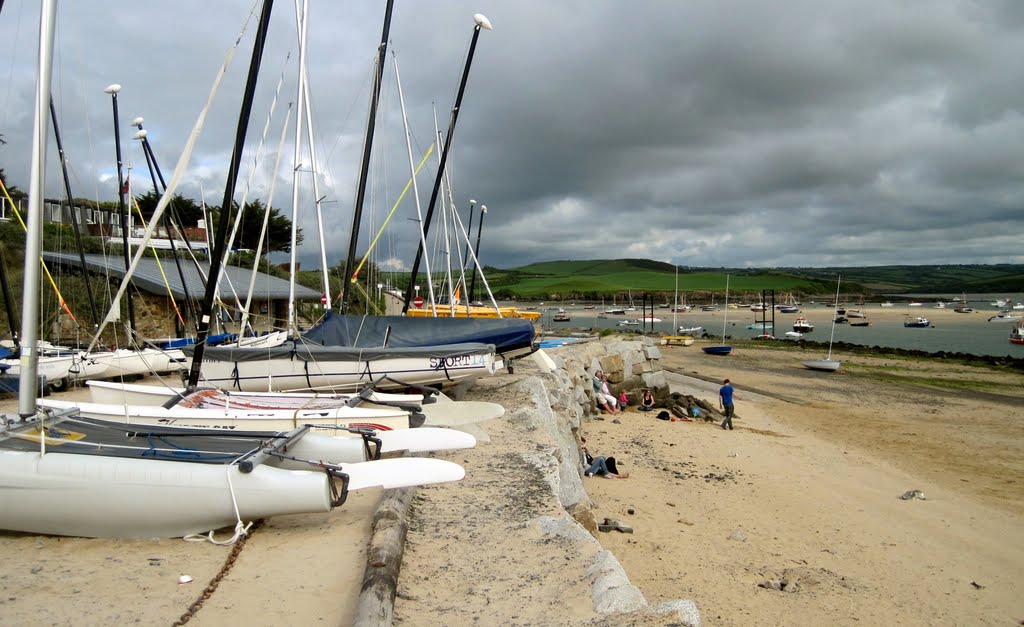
[529,293,1024,358]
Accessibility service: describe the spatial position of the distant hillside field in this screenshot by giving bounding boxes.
[477,259,1024,300]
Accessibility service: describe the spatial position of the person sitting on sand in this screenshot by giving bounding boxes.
[581,437,629,479]
[638,389,655,412]
[592,370,620,415]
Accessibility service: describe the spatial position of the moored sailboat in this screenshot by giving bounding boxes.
[802,276,842,372]
[702,275,732,355]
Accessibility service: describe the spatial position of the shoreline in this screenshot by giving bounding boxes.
[1,339,1022,624]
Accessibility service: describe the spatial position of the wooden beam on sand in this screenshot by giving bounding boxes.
[354,485,414,626]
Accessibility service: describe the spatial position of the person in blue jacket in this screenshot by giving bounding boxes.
[719,378,736,430]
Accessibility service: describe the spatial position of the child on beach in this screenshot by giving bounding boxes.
[581,438,629,478]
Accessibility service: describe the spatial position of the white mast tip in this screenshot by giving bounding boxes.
[103,84,121,94]
[131,116,144,126]
[473,14,493,30]
[481,205,488,213]
[132,130,148,139]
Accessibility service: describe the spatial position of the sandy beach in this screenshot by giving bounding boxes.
[1,337,1022,625]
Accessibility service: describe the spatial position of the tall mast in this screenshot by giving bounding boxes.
[185,0,275,389]
[339,0,395,312]
[104,83,137,335]
[467,204,487,303]
[286,0,309,337]
[19,0,57,418]
[402,14,492,313]
[131,119,198,333]
[49,98,99,331]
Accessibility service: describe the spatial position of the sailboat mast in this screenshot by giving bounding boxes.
[104,84,137,335]
[286,0,309,337]
[402,14,492,313]
[49,99,100,331]
[340,0,395,313]
[467,205,487,303]
[828,275,841,360]
[722,274,730,341]
[18,0,57,418]
[673,265,678,330]
[185,0,274,389]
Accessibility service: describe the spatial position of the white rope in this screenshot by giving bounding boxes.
[183,461,253,546]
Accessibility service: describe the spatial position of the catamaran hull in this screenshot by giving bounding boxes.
[79,348,186,380]
[185,343,499,393]
[86,380,426,407]
[38,399,414,434]
[802,359,842,372]
[0,452,334,538]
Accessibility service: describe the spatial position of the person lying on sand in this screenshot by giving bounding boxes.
[581,437,629,479]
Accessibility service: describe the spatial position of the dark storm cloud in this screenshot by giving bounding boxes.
[2,0,1021,273]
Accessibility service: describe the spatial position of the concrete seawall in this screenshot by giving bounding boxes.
[386,336,701,625]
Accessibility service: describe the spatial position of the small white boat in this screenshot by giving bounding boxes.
[802,359,842,372]
[908,302,923,307]
[904,316,931,328]
[988,312,1023,323]
[184,342,499,393]
[932,302,947,309]
[1010,322,1024,345]
[802,277,842,373]
[880,302,894,308]
[677,325,703,334]
[84,381,506,428]
[617,319,640,327]
[640,316,662,323]
[747,322,773,330]
[846,310,866,318]
[37,398,418,435]
[793,317,814,333]
[86,380,426,407]
[784,331,804,339]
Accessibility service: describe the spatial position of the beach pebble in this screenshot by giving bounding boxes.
[728,529,747,542]
[899,489,927,501]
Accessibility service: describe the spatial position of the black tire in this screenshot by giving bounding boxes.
[49,377,69,393]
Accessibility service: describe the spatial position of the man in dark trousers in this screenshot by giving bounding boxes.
[719,378,736,430]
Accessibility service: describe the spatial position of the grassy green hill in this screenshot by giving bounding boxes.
[477,260,1024,300]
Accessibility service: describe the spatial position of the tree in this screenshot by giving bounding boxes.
[228,198,301,254]
[0,168,24,198]
[201,199,302,254]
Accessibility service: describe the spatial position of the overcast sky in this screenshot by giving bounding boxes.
[2,0,1023,273]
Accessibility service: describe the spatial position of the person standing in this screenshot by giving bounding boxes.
[719,378,736,430]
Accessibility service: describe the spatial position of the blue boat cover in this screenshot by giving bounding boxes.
[300,312,535,358]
